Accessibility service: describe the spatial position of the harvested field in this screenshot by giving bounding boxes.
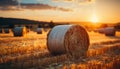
[0,31,120,69]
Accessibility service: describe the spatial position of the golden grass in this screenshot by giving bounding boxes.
[0,32,120,69]
[62,55,120,69]
[0,38,47,56]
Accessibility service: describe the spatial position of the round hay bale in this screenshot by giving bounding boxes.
[98,28,105,34]
[44,28,49,32]
[13,27,27,37]
[37,28,43,34]
[47,25,90,57]
[4,28,10,33]
[104,27,116,36]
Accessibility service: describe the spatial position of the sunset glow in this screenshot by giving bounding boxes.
[0,0,120,23]
[0,1,120,69]
[91,14,99,23]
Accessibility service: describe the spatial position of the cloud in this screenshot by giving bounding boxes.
[55,7,72,11]
[21,4,72,11]
[0,0,19,11]
[0,0,71,12]
[53,0,74,1]
[52,0,93,2]
[0,0,18,6]
[52,0,95,5]
[0,6,20,11]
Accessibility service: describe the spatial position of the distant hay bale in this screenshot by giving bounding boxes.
[44,28,49,32]
[4,28,10,33]
[96,27,116,36]
[13,27,27,37]
[37,28,43,34]
[104,27,115,36]
[47,25,90,58]
[93,29,98,32]
[97,28,105,34]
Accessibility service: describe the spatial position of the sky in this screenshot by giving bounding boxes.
[0,0,120,23]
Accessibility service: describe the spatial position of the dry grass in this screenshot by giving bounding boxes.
[63,56,120,69]
[0,31,120,69]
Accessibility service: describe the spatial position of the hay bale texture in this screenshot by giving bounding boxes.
[104,27,115,36]
[13,27,27,37]
[47,25,90,58]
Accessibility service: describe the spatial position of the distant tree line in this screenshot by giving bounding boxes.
[114,22,120,31]
[0,17,56,28]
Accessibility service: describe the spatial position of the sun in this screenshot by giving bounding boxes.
[90,14,99,24]
[91,17,98,23]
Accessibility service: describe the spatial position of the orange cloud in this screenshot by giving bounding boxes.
[0,0,71,12]
[21,4,72,11]
[52,0,93,2]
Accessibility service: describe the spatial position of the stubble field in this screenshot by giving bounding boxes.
[0,31,120,69]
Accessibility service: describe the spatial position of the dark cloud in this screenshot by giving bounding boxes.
[0,6,19,11]
[0,0,18,6]
[0,0,19,11]
[0,0,71,12]
[56,7,72,11]
[21,4,72,11]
